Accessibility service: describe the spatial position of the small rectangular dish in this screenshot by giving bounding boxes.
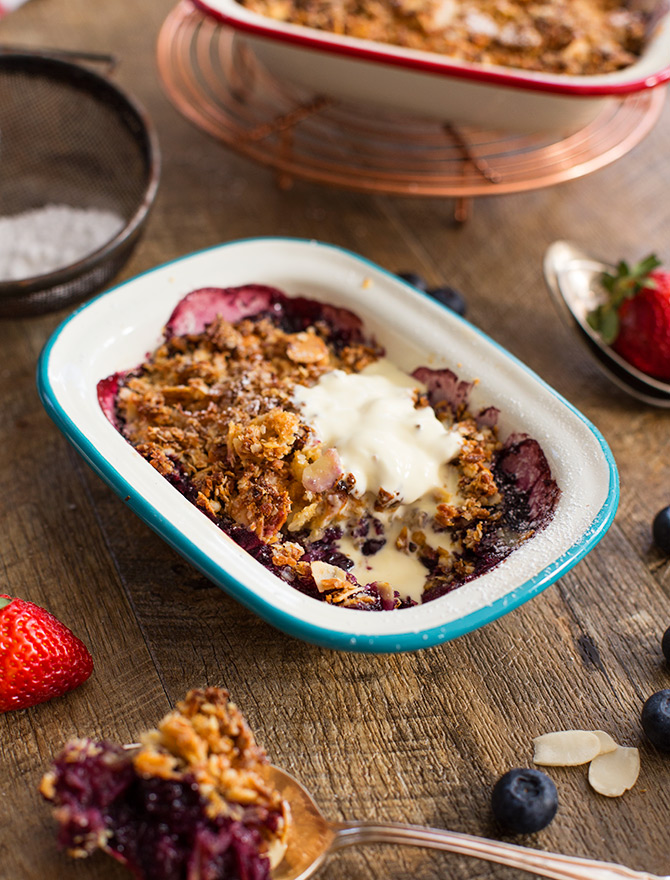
[193,0,670,132]
[38,238,618,652]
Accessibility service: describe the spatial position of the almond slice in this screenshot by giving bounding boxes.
[591,730,619,756]
[302,448,344,493]
[588,746,640,797]
[310,560,349,593]
[533,731,601,766]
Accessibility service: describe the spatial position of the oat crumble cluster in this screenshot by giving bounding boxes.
[101,285,559,611]
[118,310,381,552]
[238,0,650,75]
[40,687,288,880]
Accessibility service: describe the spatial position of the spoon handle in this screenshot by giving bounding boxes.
[330,821,663,880]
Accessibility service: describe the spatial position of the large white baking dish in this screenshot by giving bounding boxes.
[194,0,670,132]
[38,238,618,653]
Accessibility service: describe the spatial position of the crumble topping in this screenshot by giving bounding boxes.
[134,688,285,822]
[102,284,560,610]
[118,312,380,545]
[237,0,650,75]
[40,688,289,879]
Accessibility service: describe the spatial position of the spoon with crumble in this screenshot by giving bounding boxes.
[266,764,663,880]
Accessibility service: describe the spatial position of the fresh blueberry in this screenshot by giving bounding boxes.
[426,286,467,317]
[653,506,670,554]
[491,768,558,834]
[662,626,670,664]
[397,272,429,291]
[641,689,670,751]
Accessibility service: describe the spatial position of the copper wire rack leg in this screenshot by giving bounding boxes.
[157,0,666,222]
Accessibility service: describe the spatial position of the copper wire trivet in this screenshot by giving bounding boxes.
[157,1,665,221]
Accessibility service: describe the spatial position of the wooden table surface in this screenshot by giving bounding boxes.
[3,2,670,878]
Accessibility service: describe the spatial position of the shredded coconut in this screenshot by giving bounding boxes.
[0,204,125,282]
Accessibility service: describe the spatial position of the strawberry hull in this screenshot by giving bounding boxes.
[589,258,670,384]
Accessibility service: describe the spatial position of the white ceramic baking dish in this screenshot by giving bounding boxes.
[194,0,670,132]
[38,238,618,653]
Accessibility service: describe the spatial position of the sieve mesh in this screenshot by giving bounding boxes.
[0,52,160,317]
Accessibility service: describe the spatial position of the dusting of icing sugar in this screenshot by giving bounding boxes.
[464,10,498,37]
[0,204,125,281]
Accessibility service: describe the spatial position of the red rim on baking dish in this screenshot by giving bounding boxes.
[191,0,670,97]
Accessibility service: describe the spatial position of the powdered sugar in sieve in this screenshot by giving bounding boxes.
[0,204,125,281]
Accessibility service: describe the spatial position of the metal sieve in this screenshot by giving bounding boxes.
[0,50,160,318]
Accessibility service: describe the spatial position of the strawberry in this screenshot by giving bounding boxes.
[0,595,93,712]
[587,255,670,382]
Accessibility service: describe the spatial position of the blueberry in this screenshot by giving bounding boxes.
[362,538,385,556]
[641,689,670,751]
[426,286,467,317]
[491,768,558,834]
[653,506,670,554]
[397,272,429,291]
[662,626,670,664]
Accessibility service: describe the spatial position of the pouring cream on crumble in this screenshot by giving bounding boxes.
[293,359,464,601]
[336,514,459,602]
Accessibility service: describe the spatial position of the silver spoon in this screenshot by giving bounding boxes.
[267,763,663,880]
[543,240,670,408]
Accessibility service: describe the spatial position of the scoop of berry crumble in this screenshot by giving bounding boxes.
[40,687,289,880]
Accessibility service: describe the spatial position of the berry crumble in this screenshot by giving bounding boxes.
[236,0,650,76]
[40,687,289,880]
[98,284,560,611]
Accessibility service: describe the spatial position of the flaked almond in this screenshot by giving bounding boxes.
[533,731,601,766]
[267,836,288,870]
[310,560,349,593]
[286,331,329,364]
[588,746,640,797]
[302,447,344,493]
[591,730,619,756]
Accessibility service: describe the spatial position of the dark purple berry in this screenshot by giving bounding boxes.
[427,286,467,317]
[362,538,385,556]
[653,506,670,553]
[662,626,670,664]
[42,741,277,880]
[397,272,429,291]
[641,689,670,751]
[491,769,558,834]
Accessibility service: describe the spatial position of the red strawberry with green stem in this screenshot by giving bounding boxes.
[0,594,93,712]
[587,254,670,382]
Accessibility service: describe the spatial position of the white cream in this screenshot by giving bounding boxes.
[339,530,428,601]
[338,513,458,603]
[293,359,462,503]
